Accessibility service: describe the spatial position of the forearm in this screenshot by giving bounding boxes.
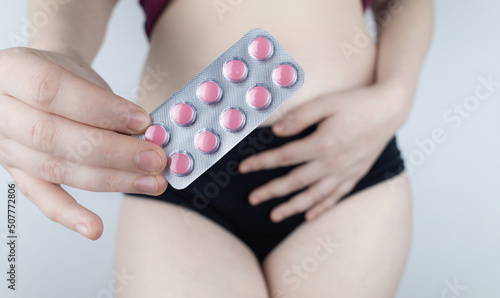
[371,0,434,119]
[28,0,117,64]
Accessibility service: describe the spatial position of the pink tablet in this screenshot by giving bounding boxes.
[136,29,305,189]
[246,85,272,110]
[168,151,193,176]
[249,37,274,60]
[197,80,222,104]
[195,130,220,154]
[220,108,246,132]
[171,103,196,126]
[272,63,297,87]
[223,59,248,82]
[144,124,170,147]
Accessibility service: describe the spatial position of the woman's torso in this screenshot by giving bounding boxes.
[138,0,376,126]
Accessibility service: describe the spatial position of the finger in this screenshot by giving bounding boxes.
[272,95,333,137]
[0,95,166,174]
[0,140,168,195]
[0,48,150,134]
[305,181,356,221]
[8,167,103,240]
[248,161,326,205]
[270,177,340,222]
[239,134,320,173]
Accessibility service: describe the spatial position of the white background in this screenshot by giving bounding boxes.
[0,0,499,297]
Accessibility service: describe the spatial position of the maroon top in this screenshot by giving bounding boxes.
[140,0,372,38]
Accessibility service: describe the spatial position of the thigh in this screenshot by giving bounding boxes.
[114,195,269,298]
[263,173,412,298]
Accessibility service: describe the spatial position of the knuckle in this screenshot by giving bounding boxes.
[263,183,280,197]
[263,176,288,197]
[294,113,308,127]
[323,198,336,208]
[31,118,59,152]
[47,203,64,223]
[108,96,133,124]
[310,187,329,201]
[104,171,122,192]
[293,196,312,212]
[277,149,293,165]
[283,111,298,125]
[284,108,300,121]
[286,203,300,214]
[41,157,67,184]
[255,154,267,167]
[31,65,63,108]
[290,197,311,213]
[319,139,336,155]
[327,157,338,168]
[289,174,308,190]
[101,144,117,168]
[15,178,32,201]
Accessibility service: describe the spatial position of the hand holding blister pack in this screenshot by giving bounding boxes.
[135,28,305,189]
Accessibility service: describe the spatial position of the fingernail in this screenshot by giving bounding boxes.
[273,212,284,222]
[75,224,89,238]
[135,176,159,194]
[135,150,163,173]
[127,111,150,133]
[239,162,250,173]
[274,121,286,132]
[250,194,261,205]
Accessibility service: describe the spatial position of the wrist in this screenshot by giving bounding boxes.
[375,80,415,130]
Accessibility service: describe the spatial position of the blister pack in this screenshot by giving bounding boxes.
[135,28,305,189]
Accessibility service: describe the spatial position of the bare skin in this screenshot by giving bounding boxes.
[117,174,411,297]
[0,0,432,296]
[117,0,431,296]
[137,0,376,121]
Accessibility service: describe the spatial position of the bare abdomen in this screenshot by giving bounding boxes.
[138,0,376,126]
